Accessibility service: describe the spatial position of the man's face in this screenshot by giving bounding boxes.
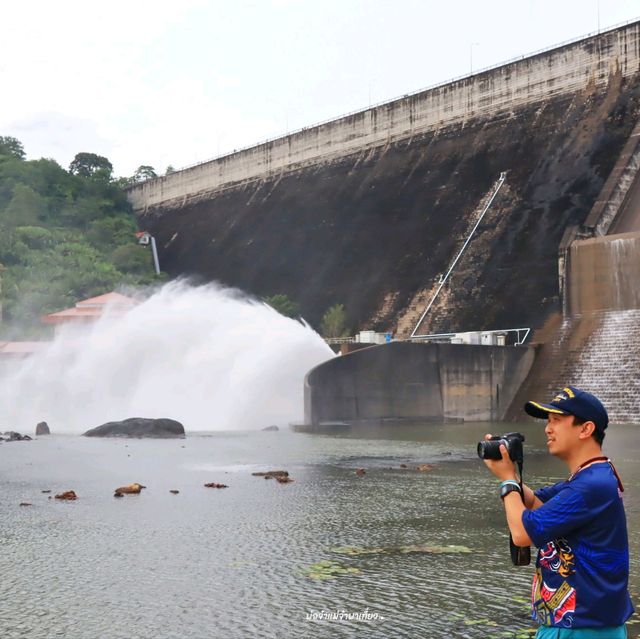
[544,412,580,459]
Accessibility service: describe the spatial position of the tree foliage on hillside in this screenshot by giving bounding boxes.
[320,304,349,337]
[0,136,25,161]
[0,138,158,335]
[263,293,300,319]
[69,152,113,180]
[132,165,157,182]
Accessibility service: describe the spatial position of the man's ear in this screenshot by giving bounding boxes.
[579,421,596,439]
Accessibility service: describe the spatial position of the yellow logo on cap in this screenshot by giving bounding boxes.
[552,387,575,402]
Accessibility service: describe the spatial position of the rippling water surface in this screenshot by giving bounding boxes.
[1,422,639,638]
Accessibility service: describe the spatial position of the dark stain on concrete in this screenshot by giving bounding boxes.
[140,76,640,334]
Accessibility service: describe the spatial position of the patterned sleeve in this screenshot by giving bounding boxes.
[522,486,606,548]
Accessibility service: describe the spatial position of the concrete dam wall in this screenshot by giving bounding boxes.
[304,342,534,426]
[506,230,640,423]
[128,22,640,337]
[128,22,640,212]
[567,232,640,315]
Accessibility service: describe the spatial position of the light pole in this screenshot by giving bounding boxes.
[136,232,161,275]
[470,42,480,74]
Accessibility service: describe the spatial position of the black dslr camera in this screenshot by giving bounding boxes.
[477,432,525,464]
[478,432,530,566]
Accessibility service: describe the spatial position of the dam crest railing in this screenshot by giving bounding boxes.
[132,18,640,181]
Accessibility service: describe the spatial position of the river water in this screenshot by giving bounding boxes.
[1,422,638,639]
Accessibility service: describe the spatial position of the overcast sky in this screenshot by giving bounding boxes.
[2,0,639,177]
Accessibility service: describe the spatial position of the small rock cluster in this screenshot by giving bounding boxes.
[15,465,317,508]
[0,421,51,442]
[252,470,294,484]
[0,431,32,442]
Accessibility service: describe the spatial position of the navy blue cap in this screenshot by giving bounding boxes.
[524,386,609,433]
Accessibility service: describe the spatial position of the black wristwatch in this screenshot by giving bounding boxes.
[500,483,522,500]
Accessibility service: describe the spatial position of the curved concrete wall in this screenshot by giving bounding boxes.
[567,231,640,314]
[128,22,640,213]
[304,342,534,427]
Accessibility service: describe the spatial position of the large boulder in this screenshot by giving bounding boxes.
[36,422,51,436]
[83,418,185,439]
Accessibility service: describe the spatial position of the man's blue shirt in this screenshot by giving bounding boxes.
[521,463,634,629]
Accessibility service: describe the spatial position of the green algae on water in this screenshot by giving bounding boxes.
[303,559,361,580]
[331,543,472,556]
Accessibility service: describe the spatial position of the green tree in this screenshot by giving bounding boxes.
[86,216,138,249]
[320,303,349,337]
[165,165,176,175]
[0,142,157,335]
[112,176,134,189]
[0,136,25,161]
[1,185,46,235]
[111,244,151,274]
[69,152,113,181]
[132,165,157,182]
[264,294,300,318]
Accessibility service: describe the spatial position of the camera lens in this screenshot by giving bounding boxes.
[477,439,504,460]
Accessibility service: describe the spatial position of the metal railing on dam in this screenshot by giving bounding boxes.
[326,328,531,348]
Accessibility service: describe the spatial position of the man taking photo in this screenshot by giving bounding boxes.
[483,386,634,638]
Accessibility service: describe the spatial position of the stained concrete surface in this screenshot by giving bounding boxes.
[138,79,640,334]
[304,341,534,426]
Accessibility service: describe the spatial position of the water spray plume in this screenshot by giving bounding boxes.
[0,281,334,433]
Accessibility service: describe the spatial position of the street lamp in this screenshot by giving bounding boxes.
[470,42,480,74]
[135,231,161,275]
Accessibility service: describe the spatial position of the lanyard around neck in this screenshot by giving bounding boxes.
[568,456,624,492]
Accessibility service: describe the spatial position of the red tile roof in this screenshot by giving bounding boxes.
[0,341,49,356]
[41,292,138,324]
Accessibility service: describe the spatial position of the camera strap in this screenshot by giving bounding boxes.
[516,459,523,493]
[510,458,531,566]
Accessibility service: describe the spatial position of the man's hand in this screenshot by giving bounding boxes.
[482,434,533,546]
[482,433,518,481]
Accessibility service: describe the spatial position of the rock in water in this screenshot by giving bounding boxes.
[262,425,279,432]
[36,422,51,436]
[251,470,289,479]
[83,418,185,439]
[3,431,32,442]
[114,483,146,496]
[55,491,77,501]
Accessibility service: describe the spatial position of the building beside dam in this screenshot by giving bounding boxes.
[127,21,640,426]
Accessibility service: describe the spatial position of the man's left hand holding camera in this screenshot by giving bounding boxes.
[482,434,539,547]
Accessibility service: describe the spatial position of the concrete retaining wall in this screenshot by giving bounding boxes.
[303,342,534,427]
[567,231,640,314]
[128,22,640,213]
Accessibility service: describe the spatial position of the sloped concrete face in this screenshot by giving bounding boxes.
[303,342,534,426]
[129,23,640,335]
[134,80,640,334]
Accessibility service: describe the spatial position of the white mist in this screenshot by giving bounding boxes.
[0,282,334,433]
